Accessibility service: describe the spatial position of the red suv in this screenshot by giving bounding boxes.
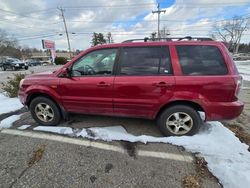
[18,37,244,136]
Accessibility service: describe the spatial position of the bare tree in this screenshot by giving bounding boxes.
[106,32,114,44]
[213,17,250,53]
[0,29,17,48]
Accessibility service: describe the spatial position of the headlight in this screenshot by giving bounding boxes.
[19,79,24,88]
[15,64,19,67]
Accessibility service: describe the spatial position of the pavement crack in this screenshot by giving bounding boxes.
[9,167,29,188]
[8,145,46,188]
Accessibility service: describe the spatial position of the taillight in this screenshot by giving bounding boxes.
[235,76,242,97]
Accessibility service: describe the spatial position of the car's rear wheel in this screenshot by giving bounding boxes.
[157,105,202,136]
[30,97,61,126]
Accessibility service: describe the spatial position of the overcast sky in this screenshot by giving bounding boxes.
[0,0,250,51]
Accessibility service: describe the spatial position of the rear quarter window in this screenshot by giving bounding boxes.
[176,45,228,75]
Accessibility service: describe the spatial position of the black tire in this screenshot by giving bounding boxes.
[2,66,6,71]
[30,96,61,126]
[157,105,202,136]
[25,66,28,70]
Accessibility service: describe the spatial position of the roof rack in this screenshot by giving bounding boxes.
[122,36,213,43]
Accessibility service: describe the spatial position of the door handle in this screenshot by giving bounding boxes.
[152,82,169,87]
[97,82,111,87]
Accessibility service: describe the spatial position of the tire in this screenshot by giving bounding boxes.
[25,66,28,70]
[157,105,202,136]
[30,96,61,126]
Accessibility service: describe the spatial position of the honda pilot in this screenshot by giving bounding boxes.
[18,37,244,136]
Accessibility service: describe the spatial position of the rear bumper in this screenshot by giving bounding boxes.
[205,101,244,121]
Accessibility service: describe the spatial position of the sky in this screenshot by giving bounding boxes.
[0,0,250,51]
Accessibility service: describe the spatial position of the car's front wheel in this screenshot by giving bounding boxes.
[157,105,202,136]
[30,97,61,126]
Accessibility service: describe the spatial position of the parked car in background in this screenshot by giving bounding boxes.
[0,57,28,71]
[18,37,244,136]
[25,59,41,66]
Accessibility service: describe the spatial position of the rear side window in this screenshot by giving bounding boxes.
[119,46,172,75]
[176,45,228,75]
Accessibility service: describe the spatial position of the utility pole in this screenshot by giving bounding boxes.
[58,7,72,57]
[152,3,166,39]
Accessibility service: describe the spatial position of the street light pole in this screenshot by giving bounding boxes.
[152,3,166,40]
[58,7,72,58]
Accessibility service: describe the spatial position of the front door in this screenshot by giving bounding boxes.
[59,48,118,115]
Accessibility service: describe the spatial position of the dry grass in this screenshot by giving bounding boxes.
[28,145,45,166]
[182,156,221,188]
[226,124,250,146]
[182,175,201,188]
[195,156,212,178]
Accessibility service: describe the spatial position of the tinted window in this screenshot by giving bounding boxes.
[119,46,172,75]
[71,48,117,76]
[176,45,228,75]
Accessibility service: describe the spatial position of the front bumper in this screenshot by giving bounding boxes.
[18,88,27,105]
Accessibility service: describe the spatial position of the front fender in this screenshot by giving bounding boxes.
[25,85,62,106]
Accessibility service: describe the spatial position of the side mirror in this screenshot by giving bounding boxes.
[59,67,71,78]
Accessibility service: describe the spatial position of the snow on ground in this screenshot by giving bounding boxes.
[0,93,23,114]
[17,125,31,130]
[235,60,250,81]
[33,122,250,188]
[0,115,21,129]
[33,126,74,135]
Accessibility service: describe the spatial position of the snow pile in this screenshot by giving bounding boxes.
[0,115,21,129]
[33,126,74,135]
[0,93,23,114]
[235,60,250,81]
[34,122,250,188]
[17,125,31,130]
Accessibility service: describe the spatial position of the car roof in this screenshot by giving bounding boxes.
[89,40,224,51]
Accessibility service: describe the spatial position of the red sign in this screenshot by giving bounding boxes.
[42,40,55,49]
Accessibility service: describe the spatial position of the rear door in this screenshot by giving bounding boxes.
[113,46,175,118]
[174,44,233,102]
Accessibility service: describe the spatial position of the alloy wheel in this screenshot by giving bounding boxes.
[35,103,54,122]
[166,112,193,135]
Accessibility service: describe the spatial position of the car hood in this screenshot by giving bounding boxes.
[26,71,55,79]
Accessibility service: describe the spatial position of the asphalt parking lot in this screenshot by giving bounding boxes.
[0,65,62,84]
[0,65,222,187]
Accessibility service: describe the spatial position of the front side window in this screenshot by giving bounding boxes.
[119,46,172,75]
[176,45,228,75]
[71,48,117,76]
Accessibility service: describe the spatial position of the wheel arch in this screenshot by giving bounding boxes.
[155,100,206,120]
[27,92,68,120]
